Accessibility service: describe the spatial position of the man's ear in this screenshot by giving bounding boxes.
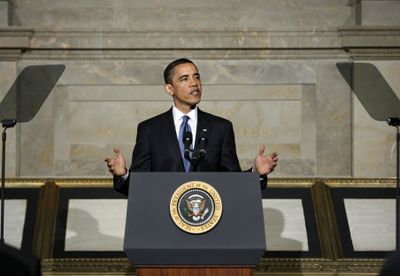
[164,83,174,96]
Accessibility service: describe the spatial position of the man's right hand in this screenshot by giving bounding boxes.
[104,147,127,176]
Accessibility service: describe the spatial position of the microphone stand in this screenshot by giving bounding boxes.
[1,119,16,245]
[387,118,400,251]
[191,152,199,172]
[191,150,206,172]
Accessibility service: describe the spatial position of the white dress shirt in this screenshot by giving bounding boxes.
[172,105,198,149]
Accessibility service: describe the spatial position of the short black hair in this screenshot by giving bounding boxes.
[163,58,196,84]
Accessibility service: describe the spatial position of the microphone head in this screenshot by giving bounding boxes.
[200,128,208,137]
[1,119,17,128]
[183,131,192,143]
[198,136,207,157]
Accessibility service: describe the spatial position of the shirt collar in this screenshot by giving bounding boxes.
[172,105,198,124]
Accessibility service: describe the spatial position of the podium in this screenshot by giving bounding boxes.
[124,172,266,276]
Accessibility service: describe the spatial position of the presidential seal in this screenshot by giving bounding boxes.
[170,181,222,234]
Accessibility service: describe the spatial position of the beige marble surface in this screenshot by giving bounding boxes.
[263,199,308,251]
[1,199,27,249]
[0,1,9,27]
[0,1,399,179]
[65,199,127,251]
[344,198,395,251]
[0,62,17,176]
[360,0,400,26]
[353,61,400,178]
[11,0,354,30]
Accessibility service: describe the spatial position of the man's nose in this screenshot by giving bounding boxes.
[189,77,199,87]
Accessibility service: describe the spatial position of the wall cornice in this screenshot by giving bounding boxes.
[2,27,400,60]
[0,27,33,48]
[27,28,341,50]
[339,26,400,48]
[21,49,349,60]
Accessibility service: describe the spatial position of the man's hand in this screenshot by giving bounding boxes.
[104,147,127,176]
[254,145,278,176]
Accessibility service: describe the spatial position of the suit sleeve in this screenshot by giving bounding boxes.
[113,122,152,196]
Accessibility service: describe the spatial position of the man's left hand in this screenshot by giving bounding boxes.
[254,145,278,175]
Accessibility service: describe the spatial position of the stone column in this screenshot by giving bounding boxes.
[358,0,400,26]
[0,0,10,27]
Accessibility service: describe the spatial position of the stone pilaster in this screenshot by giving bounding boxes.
[358,0,400,26]
[0,0,10,27]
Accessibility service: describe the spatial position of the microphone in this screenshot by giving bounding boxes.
[197,136,207,158]
[183,131,192,159]
[387,117,400,127]
[1,119,17,128]
[195,128,208,161]
[191,129,208,171]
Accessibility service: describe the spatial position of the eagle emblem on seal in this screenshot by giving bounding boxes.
[170,181,222,234]
[185,194,209,221]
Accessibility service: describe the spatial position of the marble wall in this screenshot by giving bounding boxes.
[0,0,399,178]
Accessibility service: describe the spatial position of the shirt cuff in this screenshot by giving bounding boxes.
[120,169,129,181]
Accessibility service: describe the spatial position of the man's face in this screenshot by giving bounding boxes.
[164,63,202,113]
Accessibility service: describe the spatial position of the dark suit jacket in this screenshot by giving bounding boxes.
[114,108,265,195]
[0,243,41,276]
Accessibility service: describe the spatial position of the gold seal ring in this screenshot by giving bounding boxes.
[170,181,222,234]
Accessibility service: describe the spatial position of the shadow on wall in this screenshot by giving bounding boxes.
[264,207,304,252]
[65,208,123,251]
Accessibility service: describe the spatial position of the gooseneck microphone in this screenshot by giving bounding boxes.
[183,131,192,160]
[192,129,208,171]
[197,136,207,159]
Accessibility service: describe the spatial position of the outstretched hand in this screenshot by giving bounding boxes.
[104,147,127,176]
[254,145,278,176]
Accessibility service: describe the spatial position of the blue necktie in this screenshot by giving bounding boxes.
[179,115,192,172]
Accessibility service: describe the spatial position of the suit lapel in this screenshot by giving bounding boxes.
[195,109,211,149]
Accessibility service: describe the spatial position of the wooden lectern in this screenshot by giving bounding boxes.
[124,172,266,276]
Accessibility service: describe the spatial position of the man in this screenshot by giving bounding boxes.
[105,58,278,195]
[0,243,41,276]
[380,251,400,276]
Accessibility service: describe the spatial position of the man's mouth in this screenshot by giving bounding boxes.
[190,90,201,96]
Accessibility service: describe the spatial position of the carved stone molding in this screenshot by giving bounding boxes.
[2,27,399,60]
[0,27,33,48]
[21,49,349,61]
[28,29,341,50]
[347,48,400,60]
[0,49,22,60]
[340,26,400,48]
[19,27,400,50]
[340,26,400,59]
